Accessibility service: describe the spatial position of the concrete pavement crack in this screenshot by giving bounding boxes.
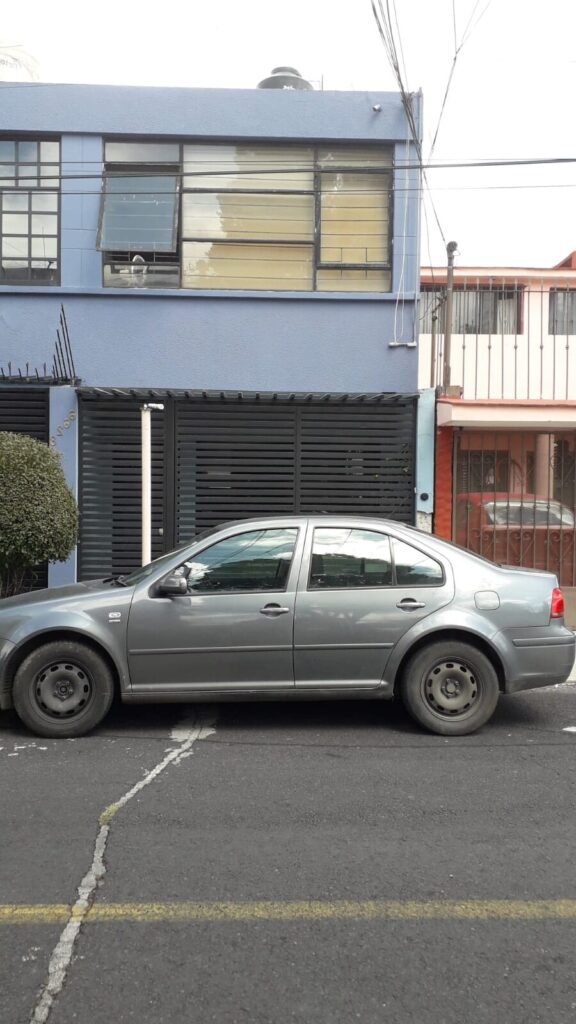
[28,709,216,1024]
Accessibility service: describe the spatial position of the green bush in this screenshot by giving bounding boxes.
[0,432,78,598]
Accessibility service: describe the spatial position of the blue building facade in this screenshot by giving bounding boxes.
[0,82,428,584]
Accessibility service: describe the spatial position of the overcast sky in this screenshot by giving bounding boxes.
[2,0,575,269]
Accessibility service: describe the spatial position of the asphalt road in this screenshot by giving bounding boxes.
[2,683,576,1024]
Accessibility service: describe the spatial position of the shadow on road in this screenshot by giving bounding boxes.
[1,686,571,743]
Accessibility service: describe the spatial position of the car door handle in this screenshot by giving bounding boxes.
[396,598,426,611]
[260,604,291,617]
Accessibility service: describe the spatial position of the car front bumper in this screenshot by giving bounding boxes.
[0,637,16,710]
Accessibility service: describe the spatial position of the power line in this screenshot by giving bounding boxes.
[428,1,503,162]
[460,0,494,47]
[2,156,576,182]
[370,0,447,247]
[3,181,571,199]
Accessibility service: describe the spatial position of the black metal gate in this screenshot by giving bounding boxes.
[79,394,416,580]
[454,429,576,585]
[79,400,165,580]
[0,387,50,589]
[0,387,49,439]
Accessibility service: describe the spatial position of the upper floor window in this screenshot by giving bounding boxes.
[0,138,60,285]
[98,141,393,293]
[549,289,576,335]
[98,141,180,288]
[420,287,519,334]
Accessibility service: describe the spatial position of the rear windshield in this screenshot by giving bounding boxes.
[484,501,575,527]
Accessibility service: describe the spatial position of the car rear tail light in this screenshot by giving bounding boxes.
[551,587,565,618]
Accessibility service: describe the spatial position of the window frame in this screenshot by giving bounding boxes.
[548,289,576,336]
[420,286,522,335]
[96,163,181,254]
[315,164,393,276]
[98,155,181,287]
[172,526,301,596]
[99,139,393,292]
[391,536,445,587]
[0,136,61,286]
[306,527,444,592]
[181,148,393,291]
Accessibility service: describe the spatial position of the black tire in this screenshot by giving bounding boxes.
[401,641,500,736]
[13,641,115,738]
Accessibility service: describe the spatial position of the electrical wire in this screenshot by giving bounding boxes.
[2,180,574,199]
[370,0,447,249]
[459,0,494,47]
[428,0,495,162]
[2,157,576,181]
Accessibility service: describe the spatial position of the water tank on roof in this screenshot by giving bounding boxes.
[257,67,313,90]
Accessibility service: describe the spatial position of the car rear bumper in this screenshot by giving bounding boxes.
[496,626,575,694]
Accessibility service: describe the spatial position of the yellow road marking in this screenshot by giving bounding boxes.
[3,899,576,925]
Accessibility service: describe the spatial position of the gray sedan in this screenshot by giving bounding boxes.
[0,516,574,738]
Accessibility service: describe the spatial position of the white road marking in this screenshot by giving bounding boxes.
[2,742,48,757]
[29,708,216,1024]
[562,726,576,733]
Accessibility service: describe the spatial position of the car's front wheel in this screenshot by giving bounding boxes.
[401,641,500,736]
[13,641,115,738]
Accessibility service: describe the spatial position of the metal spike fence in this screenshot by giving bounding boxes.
[0,304,78,384]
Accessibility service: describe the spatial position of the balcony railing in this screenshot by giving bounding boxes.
[418,281,576,400]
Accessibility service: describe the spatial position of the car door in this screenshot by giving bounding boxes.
[294,525,453,688]
[127,524,305,692]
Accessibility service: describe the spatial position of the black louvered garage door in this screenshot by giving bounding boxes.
[0,387,50,589]
[175,400,416,542]
[79,396,416,579]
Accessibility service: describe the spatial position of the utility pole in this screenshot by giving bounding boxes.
[442,240,458,391]
[429,296,446,388]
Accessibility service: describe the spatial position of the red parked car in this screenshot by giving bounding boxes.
[456,493,576,584]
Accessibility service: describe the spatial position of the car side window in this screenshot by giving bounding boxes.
[309,529,392,589]
[393,539,443,586]
[176,528,298,594]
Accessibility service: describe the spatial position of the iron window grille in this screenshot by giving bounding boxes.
[0,138,60,285]
[548,289,576,336]
[420,286,520,334]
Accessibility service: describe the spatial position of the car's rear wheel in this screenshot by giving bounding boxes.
[13,641,114,738]
[401,641,500,736]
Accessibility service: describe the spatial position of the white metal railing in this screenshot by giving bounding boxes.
[418,282,576,400]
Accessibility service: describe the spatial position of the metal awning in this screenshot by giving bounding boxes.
[77,387,417,404]
[438,397,576,430]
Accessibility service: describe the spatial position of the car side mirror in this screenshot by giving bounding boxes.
[158,574,188,596]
